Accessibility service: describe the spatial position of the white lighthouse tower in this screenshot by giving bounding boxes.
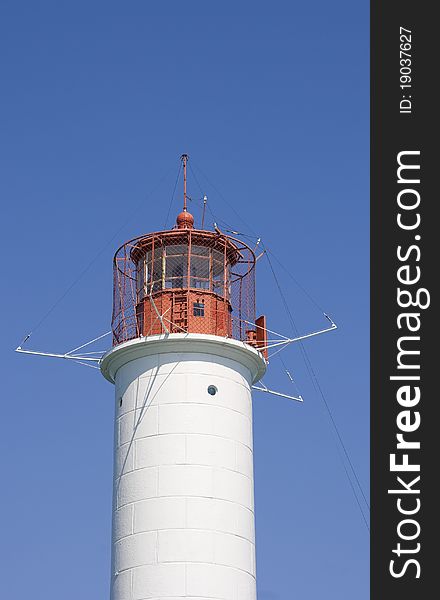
[101,155,268,600]
[15,154,338,598]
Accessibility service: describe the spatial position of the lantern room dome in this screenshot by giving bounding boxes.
[176,209,194,229]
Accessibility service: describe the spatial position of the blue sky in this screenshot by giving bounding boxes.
[0,2,369,598]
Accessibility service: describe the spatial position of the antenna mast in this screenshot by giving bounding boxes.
[181,153,189,211]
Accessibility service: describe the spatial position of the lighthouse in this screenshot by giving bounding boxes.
[100,155,267,600]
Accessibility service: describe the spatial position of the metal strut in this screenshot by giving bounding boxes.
[14,330,112,365]
[15,348,102,363]
[259,314,337,353]
[252,381,303,403]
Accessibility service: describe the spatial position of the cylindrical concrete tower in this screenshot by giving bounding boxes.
[101,155,267,600]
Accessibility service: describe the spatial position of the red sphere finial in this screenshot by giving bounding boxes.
[176,209,194,229]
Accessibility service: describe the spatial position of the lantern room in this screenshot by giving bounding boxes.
[110,155,267,354]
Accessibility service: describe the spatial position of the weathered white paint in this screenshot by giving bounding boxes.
[101,334,266,600]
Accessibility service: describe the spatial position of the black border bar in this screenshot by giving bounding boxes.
[371,2,435,598]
